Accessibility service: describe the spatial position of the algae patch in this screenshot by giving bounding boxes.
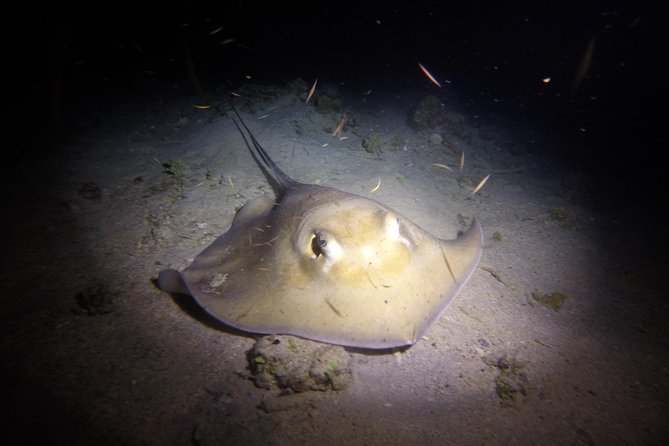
[483,354,529,408]
[74,283,118,315]
[362,133,383,154]
[547,207,578,230]
[532,291,569,311]
[247,335,352,393]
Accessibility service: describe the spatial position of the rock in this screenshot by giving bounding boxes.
[248,335,352,392]
[429,133,443,145]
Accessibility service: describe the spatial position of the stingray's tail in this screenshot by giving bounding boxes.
[228,104,295,193]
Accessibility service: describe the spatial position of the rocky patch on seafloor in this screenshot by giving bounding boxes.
[246,335,352,393]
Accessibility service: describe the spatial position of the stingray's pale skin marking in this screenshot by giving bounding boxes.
[158,106,483,349]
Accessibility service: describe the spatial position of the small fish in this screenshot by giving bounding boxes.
[418,63,442,88]
[192,104,211,109]
[472,174,491,195]
[332,113,347,137]
[370,178,381,193]
[460,151,465,172]
[306,78,318,104]
[571,37,595,95]
[130,42,144,54]
[432,163,453,172]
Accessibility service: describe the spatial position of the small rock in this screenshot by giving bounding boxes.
[248,335,352,392]
[429,133,443,145]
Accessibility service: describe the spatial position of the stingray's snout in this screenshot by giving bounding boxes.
[158,269,189,295]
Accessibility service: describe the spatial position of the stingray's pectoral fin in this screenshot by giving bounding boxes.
[442,218,484,283]
[158,269,190,295]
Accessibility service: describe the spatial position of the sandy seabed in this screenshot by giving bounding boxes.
[3,82,667,445]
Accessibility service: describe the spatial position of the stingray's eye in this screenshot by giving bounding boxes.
[309,230,343,270]
[311,232,327,257]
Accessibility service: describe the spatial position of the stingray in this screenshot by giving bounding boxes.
[159,107,483,349]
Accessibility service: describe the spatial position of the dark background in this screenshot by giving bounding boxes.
[12,1,668,200]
